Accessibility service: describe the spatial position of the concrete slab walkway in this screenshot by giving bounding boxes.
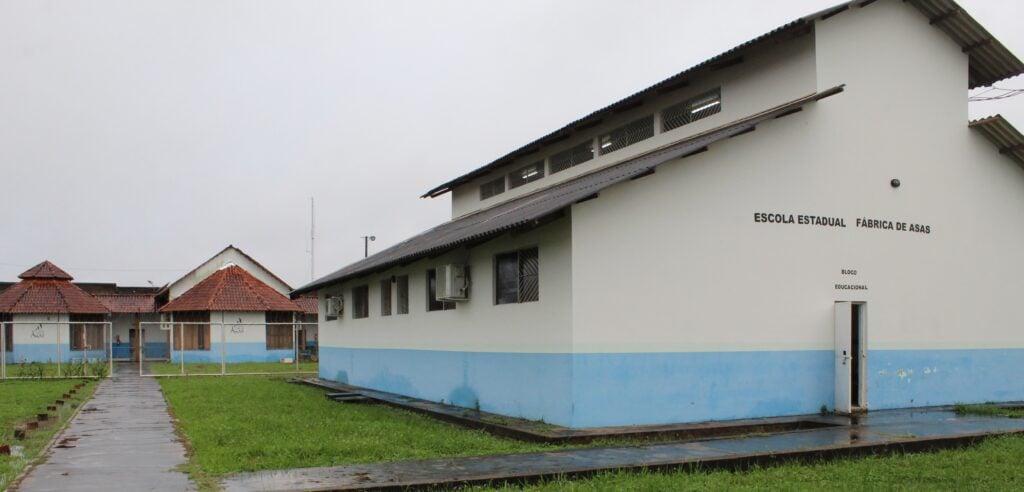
[15,364,193,492]
[223,407,1024,491]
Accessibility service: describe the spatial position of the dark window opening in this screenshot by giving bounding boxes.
[69,314,105,351]
[508,161,544,189]
[2,314,11,352]
[662,88,721,132]
[396,275,409,314]
[479,176,506,200]
[352,285,369,319]
[598,115,654,155]
[549,141,594,174]
[380,278,392,316]
[426,269,456,311]
[172,311,211,351]
[265,312,294,350]
[495,247,539,304]
[851,304,863,408]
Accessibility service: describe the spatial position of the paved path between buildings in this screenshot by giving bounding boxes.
[15,364,194,492]
[223,407,1024,491]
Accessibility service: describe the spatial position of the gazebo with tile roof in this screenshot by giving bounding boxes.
[159,265,304,363]
[0,261,110,364]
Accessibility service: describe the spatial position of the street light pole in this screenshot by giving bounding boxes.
[361,235,376,258]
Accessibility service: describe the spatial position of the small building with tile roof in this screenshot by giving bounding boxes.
[159,264,306,363]
[0,261,110,364]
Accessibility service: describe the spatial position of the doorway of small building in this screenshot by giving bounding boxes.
[834,301,867,414]
[129,328,141,362]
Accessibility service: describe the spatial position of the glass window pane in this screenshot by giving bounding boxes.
[508,160,545,189]
[397,275,409,314]
[495,253,519,304]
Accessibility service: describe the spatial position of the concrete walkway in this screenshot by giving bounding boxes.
[15,364,193,492]
[223,407,1024,491]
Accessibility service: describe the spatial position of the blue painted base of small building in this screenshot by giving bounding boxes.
[169,342,294,363]
[319,346,1024,428]
[4,346,109,364]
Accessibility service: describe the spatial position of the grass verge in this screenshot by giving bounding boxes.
[954,403,1024,419]
[148,362,317,375]
[478,434,1024,490]
[0,379,98,489]
[158,376,562,488]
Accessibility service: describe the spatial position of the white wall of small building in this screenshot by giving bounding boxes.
[168,248,291,299]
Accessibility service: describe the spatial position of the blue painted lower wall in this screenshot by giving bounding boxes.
[869,349,1024,409]
[319,347,574,424]
[169,342,294,363]
[320,346,1024,428]
[5,345,109,363]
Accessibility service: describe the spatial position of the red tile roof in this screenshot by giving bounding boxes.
[294,296,319,314]
[159,265,302,313]
[0,279,109,314]
[95,294,157,313]
[19,261,74,280]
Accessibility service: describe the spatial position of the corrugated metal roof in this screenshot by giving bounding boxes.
[907,0,1024,89]
[970,114,1024,167]
[422,0,1023,198]
[293,86,844,296]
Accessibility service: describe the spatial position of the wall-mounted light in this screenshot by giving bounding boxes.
[890,179,901,188]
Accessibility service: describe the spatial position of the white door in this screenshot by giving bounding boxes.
[834,301,853,414]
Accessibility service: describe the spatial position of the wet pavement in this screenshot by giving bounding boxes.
[15,364,193,492]
[222,407,1024,491]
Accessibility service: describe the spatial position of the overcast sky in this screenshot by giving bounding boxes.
[1,0,1021,288]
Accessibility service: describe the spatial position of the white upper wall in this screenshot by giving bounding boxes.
[448,28,817,218]
[568,0,1024,353]
[317,215,573,353]
[168,246,291,300]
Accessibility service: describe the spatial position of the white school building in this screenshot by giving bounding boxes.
[295,0,1024,428]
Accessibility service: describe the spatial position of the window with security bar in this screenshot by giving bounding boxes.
[352,285,369,319]
[508,161,544,189]
[479,176,505,200]
[265,311,294,350]
[396,275,409,314]
[495,247,539,304]
[598,115,654,155]
[662,88,721,132]
[380,278,392,316]
[549,141,594,174]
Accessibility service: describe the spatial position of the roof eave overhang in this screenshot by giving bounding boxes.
[293,85,845,297]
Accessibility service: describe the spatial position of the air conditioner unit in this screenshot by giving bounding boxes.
[436,264,470,301]
[326,295,344,318]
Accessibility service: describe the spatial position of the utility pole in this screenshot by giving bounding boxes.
[361,235,376,258]
[309,197,315,281]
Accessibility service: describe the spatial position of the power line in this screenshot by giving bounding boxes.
[969,86,1023,102]
[0,261,187,273]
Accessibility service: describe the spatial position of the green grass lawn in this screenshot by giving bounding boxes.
[0,379,98,489]
[158,376,559,488]
[955,403,1024,419]
[483,434,1024,490]
[159,376,1024,491]
[4,361,110,378]
[147,361,317,375]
